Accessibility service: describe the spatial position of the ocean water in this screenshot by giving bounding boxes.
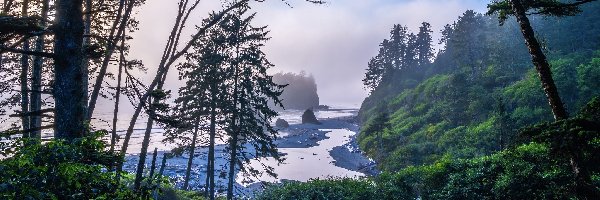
[238,128,364,185]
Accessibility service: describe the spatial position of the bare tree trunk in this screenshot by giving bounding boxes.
[205,155,211,197]
[20,0,30,137]
[53,0,87,140]
[184,118,200,190]
[509,0,568,121]
[30,0,49,141]
[154,153,169,200]
[208,96,217,200]
[227,44,241,200]
[149,147,158,179]
[134,96,155,190]
[134,62,171,190]
[81,0,92,122]
[227,133,238,200]
[87,0,132,119]
[110,33,126,156]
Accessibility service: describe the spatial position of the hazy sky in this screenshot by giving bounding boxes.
[129,0,488,108]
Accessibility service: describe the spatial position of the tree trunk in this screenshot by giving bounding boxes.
[135,60,171,190]
[227,132,238,200]
[30,0,49,141]
[208,96,217,200]
[81,0,92,120]
[110,40,124,155]
[149,147,158,179]
[20,0,30,137]
[184,118,200,190]
[87,0,132,119]
[509,0,568,121]
[227,44,241,200]
[205,153,211,198]
[154,153,169,199]
[53,0,87,140]
[134,96,155,191]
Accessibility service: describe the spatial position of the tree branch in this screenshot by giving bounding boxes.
[0,45,55,58]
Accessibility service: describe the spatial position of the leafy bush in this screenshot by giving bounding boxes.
[0,131,138,199]
[256,178,378,200]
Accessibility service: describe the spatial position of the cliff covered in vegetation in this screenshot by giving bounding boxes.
[358,4,600,171]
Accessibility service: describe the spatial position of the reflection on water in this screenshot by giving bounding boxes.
[238,128,364,185]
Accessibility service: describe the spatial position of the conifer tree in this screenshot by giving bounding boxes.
[416,22,434,66]
[487,0,598,121]
[219,8,285,199]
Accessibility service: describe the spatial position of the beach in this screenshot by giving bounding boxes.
[121,108,376,196]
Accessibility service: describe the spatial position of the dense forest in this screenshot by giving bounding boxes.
[358,4,600,171]
[0,0,599,199]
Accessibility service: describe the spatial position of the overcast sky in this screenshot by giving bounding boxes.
[129,0,488,108]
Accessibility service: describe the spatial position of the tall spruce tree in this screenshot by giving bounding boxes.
[220,8,285,199]
[416,22,434,66]
[173,12,233,199]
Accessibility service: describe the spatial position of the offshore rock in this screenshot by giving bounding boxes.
[275,118,289,128]
[301,109,321,125]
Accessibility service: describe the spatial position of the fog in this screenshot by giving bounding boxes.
[129,0,487,108]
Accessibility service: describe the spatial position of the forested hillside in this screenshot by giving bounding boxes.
[358,3,600,171]
[257,3,600,199]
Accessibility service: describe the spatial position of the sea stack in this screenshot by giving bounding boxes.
[275,118,289,128]
[301,109,321,124]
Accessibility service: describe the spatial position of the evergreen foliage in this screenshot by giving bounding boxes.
[258,97,600,199]
[358,5,600,171]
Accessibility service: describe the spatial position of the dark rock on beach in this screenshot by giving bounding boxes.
[301,109,321,124]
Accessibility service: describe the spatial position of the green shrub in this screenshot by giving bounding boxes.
[0,131,138,199]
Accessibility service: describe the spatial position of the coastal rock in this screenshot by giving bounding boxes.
[302,109,321,124]
[275,118,289,128]
[315,105,330,110]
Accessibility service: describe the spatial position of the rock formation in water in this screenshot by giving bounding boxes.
[301,109,321,124]
[275,118,289,128]
[271,71,319,110]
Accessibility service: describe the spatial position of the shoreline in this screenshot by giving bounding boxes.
[122,109,377,195]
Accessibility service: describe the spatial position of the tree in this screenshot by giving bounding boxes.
[416,22,434,66]
[362,39,394,91]
[220,9,285,199]
[52,0,87,140]
[488,0,599,197]
[117,0,248,187]
[29,0,49,141]
[487,0,599,120]
[19,0,30,137]
[388,24,407,69]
